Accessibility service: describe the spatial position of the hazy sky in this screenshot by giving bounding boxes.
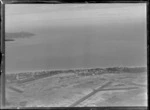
[6,4,146,31]
[5,4,147,73]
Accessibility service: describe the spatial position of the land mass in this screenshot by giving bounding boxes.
[5,67,147,107]
[5,32,35,42]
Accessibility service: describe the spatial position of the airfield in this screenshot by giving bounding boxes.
[5,67,147,107]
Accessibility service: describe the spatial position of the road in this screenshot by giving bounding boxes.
[69,81,112,107]
[69,81,142,107]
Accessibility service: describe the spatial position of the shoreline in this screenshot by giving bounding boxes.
[6,66,147,75]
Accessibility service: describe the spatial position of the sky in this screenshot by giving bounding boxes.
[6,4,146,31]
[5,3,147,73]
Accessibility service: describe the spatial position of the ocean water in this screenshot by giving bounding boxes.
[5,22,147,74]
